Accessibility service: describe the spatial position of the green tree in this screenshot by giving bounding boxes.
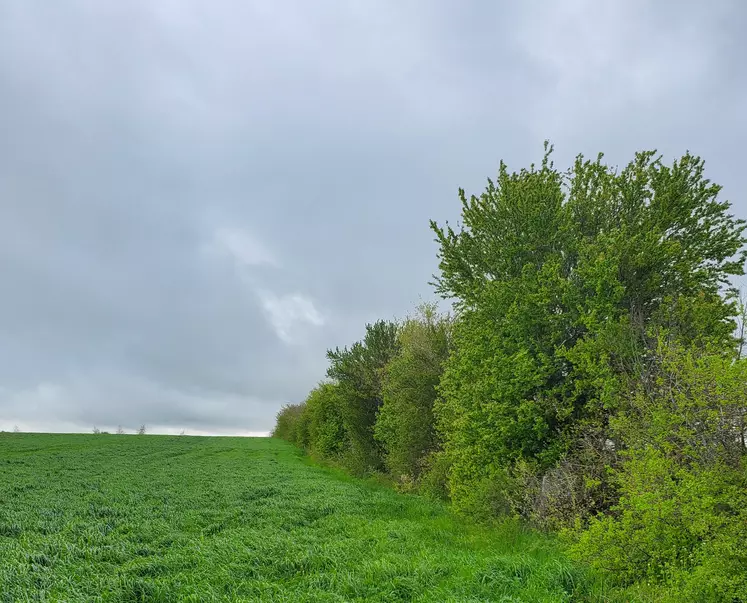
[272,402,306,445]
[304,382,348,459]
[326,320,400,472]
[374,303,453,483]
[431,144,746,513]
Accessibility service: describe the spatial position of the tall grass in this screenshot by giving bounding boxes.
[1,433,627,602]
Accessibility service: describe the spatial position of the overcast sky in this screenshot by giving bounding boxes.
[1,1,745,435]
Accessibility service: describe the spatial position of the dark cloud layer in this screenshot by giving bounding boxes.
[1,1,745,434]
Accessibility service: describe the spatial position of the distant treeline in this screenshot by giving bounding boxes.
[273,144,747,601]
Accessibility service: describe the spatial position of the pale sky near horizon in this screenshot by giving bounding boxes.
[1,0,746,435]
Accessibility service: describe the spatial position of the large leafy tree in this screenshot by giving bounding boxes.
[431,144,746,510]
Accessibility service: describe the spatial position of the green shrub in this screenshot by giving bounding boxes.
[326,320,400,473]
[304,383,347,459]
[417,450,451,501]
[571,343,747,601]
[573,452,747,601]
[271,402,307,445]
[374,303,452,483]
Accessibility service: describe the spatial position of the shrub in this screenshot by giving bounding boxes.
[417,450,451,500]
[571,343,747,600]
[374,303,452,483]
[326,320,400,473]
[272,403,306,445]
[573,451,747,601]
[303,383,347,459]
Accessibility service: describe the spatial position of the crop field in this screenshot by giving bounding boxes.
[1,434,608,602]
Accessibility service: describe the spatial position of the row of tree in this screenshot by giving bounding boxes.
[92,425,148,434]
[273,145,747,601]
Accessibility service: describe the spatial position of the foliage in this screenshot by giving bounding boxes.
[374,303,453,483]
[613,339,747,467]
[416,450,452,501]
[574,452,747,602]
[271,402,306,443]
[430,145,746,512]
[326,320,400,473]
[301,382,347,459]
[572,343,747,600]
[0,433,613,602]
[273,143,747,600]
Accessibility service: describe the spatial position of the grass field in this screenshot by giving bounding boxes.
[1,433,610,602]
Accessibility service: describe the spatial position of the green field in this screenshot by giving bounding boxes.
[1,434,607,602]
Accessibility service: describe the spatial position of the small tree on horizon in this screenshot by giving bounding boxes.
[116,425,124,435]
[137,424,146,435]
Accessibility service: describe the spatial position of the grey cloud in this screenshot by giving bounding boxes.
[1,0,746,433]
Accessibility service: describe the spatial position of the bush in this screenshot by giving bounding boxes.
[272,403,307,445]
[572,451,747,601]
[571,343,747,601]
[417,450,451,500]
[303,383,347,459]
[374,303,452,483]
[326,320,400,473]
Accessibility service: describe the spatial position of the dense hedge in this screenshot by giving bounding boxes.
[272,145,747,602]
